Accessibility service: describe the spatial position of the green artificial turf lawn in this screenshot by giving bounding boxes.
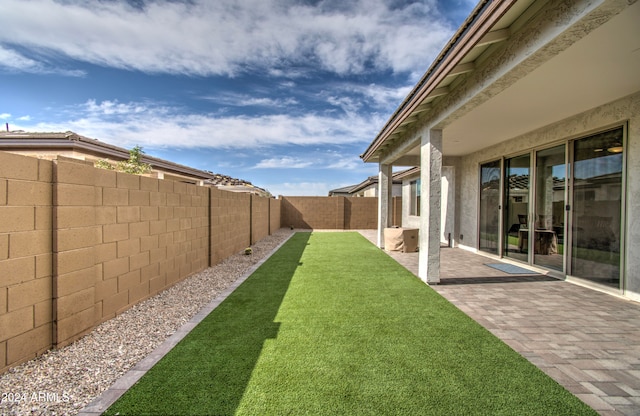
[105,232,596,415]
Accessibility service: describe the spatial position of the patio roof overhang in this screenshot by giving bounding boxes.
[361,0,640,166]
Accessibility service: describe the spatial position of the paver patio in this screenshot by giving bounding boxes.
[358,230,640,416]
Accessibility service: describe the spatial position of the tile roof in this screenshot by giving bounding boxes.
[0,130,270,196]
[328,167,413,195]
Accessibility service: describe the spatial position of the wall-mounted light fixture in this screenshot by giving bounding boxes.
[607,145,623,153]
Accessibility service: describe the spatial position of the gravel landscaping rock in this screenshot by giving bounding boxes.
[0,229,293,416]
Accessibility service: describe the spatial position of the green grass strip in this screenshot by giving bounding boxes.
[106,232,596,415]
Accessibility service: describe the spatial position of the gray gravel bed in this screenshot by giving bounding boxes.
[0,228,294,416]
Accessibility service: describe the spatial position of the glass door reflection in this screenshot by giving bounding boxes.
[534,145,565,271]
[570,128,623,288]
[479,160,501,255]
[504,154,530,263]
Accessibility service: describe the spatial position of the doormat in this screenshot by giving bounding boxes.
[485,263,538,275]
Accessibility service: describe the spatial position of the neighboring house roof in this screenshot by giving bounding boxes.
[507,174,530,190]
[392,166,420,181]
[206,176,272,197]
[327,185,356,196]
[0,130,271,196]
[328,168,412,196]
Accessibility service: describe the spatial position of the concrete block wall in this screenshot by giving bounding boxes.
[0,152,54,373]
[210,188,250,264]
[392,196,403,227]
[251,195,269,244]
[52,157,211,348]
[269,198,281,235]
[1,152,281,374]
[345,198,378,229]
[281,197,336,229]
[2,152,383,374]
[52,157,100,348]
[97,170,209,323]
[281,196,378,230]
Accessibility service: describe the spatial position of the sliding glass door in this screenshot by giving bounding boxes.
[570,128,623,288]
[479,160,501,254]
[476,126,624,290]
[534,145,565,271]
[504,154,530,262]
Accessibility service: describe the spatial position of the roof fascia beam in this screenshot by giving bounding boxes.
[393,155,421,167]
[426,86,450,99]
[477,28,511,46]
[379,134,420,166]
[400,115,419,126]
[414,102,431,113]
[448,62,475,76]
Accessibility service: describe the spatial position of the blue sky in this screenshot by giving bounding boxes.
[0,0,476,196]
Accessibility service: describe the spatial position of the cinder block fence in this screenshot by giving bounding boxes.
[0,152,384,373]
[0,153,284,374]
[0,152,380,374]
[280,196,378,229]
[0,152,53,373]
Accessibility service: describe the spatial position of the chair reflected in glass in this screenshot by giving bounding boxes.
[517,214,557,254]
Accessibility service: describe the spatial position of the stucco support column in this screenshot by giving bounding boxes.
[377,163,393,248]
[419,129,442,284]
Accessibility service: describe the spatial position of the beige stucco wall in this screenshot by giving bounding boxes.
[455,91,640,296]
[401,172,420,230]
[355,183,401,198]
[401,166,456,245]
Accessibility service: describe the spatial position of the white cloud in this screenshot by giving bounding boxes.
[0,0,454,77]
[0,113,10,119]
[315,82,414,114]
[360,84,415,109]
[201,93,299,108]
[0,46,85,76]
[12,99,385,150]
[253,154,368,170]
[326,96,361,115]
[268,182,337,197]
[326,156,363,170]
[85,99,148,116]
[254,157,314,169]
[0,47,38,72]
